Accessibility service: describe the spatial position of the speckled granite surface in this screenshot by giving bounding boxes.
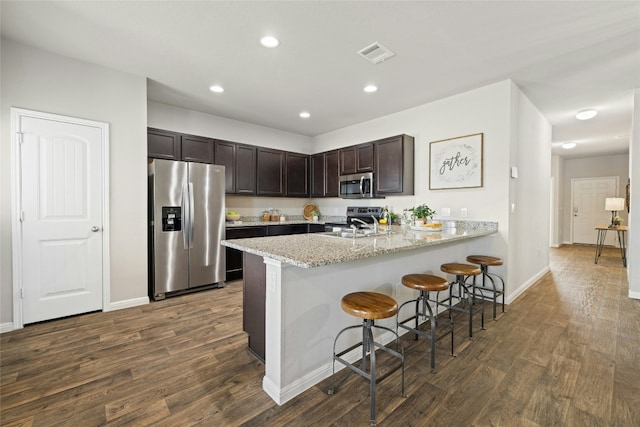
[225,215,346,226]
[222,221,498,268]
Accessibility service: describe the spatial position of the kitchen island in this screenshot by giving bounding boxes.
[222,221,499,405]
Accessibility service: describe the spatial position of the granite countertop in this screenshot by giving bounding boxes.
[222,221,498,268]
[226,219,328,227]
[225,215,346,228]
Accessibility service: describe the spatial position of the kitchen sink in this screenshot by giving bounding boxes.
[318,228,394,239]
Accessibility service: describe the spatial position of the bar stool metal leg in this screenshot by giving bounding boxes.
[328,291,405,426]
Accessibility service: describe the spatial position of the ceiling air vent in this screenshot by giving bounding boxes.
[357,42,395,64]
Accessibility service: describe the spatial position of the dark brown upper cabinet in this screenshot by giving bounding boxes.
[235,144,257,195]
[214,140,256,195]
[148,128,213,164]
[285,152,309,197]
[311,150,339,197]
[214,140,236,193]
[257,148,285,196]
[181,134,214,164]
[339,143,373,175]
[374,134,414,195]
[148,128,181,160]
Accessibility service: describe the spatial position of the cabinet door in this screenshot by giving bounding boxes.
[286,152,309,197]
[356,143,374,172]
[226,226,266,281]
[257,148,285,196]
[374,135,414,195]
[243,252,266,361]
[214,140,236,193]
[148,128,180,160]
[339,143,373,174]
[236,144,256,194]
[267,224,308,235]
[310,153,325,197]
[308,223,326,233]
[339,147,356,175]
[325,150,340,197]
[181,134,214,163]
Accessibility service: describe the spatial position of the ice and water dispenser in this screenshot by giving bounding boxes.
[162,206,182,232]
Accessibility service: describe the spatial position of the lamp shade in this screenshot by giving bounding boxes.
[605,197,625,211]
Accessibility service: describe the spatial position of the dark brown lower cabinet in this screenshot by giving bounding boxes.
[225,226,267,281]
[239,223,327,361]
[243,252,266,361]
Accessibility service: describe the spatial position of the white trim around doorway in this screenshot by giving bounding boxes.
[10,107,111,331]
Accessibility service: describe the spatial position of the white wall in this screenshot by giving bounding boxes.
[312,80,552,302]
[314,81,512,224]
[560,154,630,244]
[148,101,313,154]
[550,155,564,247]
[148,102,317,220]
[629,89,640,299]
[0,39,148,324]
[509,86,552,299]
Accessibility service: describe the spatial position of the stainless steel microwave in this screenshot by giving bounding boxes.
[339,172,374,199]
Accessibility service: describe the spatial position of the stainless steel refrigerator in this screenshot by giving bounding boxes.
[148,159,226,300]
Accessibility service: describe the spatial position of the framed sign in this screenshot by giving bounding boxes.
[429,133,483,190]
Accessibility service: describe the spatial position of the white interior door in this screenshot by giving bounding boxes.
[572,177,618,245]
[16,111,106,324]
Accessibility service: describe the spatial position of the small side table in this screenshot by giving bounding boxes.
[594,225,628,267]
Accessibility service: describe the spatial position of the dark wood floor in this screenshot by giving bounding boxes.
[2,245,638,426]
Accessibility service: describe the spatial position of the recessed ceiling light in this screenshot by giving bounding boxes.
[562,142,577,149]
[260,36,279,48]
[299,111,310,119]
[364,85,378,93]
[576,109,597,120]
[209,85,224,93]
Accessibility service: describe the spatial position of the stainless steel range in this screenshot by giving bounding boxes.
[346,206,384,227]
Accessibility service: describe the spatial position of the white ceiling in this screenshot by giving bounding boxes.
[1,1,638,158]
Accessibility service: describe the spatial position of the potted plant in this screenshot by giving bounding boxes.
[388,212,398,225]
[410,204,436,222]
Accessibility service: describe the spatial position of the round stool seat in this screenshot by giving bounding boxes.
[441,263,481,276]
[341,292,398,320]
[401,274,449,292]
[466,255,503,267]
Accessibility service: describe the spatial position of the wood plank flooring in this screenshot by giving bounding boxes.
[2,245,638,426]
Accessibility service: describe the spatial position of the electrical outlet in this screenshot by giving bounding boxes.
[460,208,468,217]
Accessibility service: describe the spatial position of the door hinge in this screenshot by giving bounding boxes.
[16,132,23,144]
[20,288,24,299]
[19,211,24,222]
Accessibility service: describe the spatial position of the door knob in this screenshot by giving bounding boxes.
[91,226,101,232]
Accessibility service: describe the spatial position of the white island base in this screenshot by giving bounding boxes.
[259,232,499,405]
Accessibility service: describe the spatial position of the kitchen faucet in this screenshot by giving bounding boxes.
[350,216,379,234]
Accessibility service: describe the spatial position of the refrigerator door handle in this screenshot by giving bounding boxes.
[188,182,195,248]
[182,182,190,249]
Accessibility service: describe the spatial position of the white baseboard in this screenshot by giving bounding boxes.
[106,296,149,312]
[629,290,640,300]
[1,297,149,334]
[0,322,16,334]
[506,265,551,304]
[263,327,404,405]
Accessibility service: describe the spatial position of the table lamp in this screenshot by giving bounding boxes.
[605,197,625,227]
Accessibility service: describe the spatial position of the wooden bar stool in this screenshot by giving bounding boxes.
[439,263,484,341]
[328,291,405,426]
[397,274,453,372]
[466,255,505,320]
